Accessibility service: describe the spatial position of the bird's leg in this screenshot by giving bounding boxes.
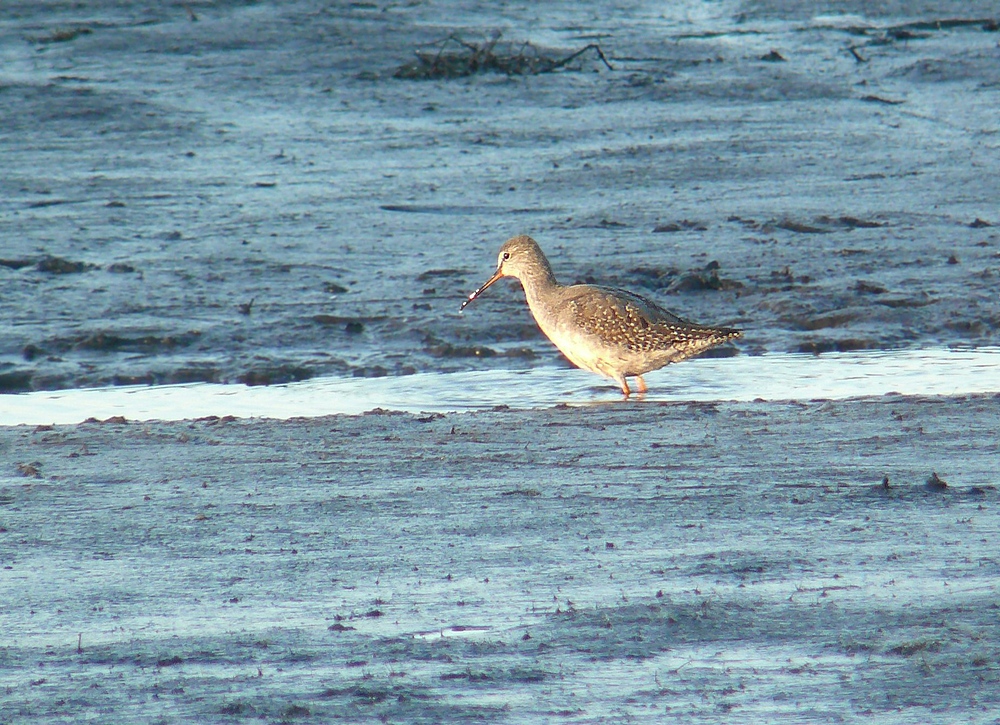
[635,376,647,394]
[617,376,631,397]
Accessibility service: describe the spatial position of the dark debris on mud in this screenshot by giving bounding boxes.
[393,32,613,80]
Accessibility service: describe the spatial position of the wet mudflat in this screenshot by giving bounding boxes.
[2,395,999,723]
[2,0,1000,391]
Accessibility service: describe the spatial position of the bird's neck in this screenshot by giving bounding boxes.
[519,260,559,308]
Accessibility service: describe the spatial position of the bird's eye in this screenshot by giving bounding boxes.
[502,252,510,261]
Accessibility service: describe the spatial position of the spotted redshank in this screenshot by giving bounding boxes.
[460,235,742,396]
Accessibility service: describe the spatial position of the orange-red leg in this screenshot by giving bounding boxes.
[635,376,648,394]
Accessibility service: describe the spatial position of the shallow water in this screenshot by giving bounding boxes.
[2,347,997,425]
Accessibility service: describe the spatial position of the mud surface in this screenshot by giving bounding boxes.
[2,395,999,723]
[2,0,1000,393]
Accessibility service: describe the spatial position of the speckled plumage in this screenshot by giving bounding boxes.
[461,235,742,396]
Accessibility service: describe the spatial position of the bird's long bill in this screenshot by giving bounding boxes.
[459,266,504,311]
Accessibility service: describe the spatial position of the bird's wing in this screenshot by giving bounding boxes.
[565,285,739,354]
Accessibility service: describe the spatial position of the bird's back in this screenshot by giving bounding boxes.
[554,283,740,365]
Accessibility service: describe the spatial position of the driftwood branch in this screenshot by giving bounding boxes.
[394,33,614,80]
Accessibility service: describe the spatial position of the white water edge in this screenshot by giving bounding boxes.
[1,348,998,426]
